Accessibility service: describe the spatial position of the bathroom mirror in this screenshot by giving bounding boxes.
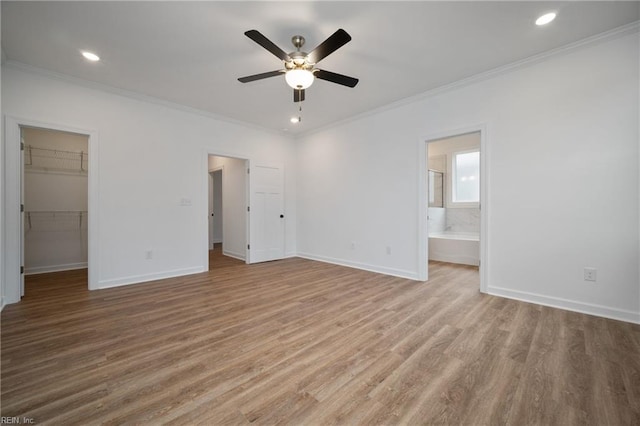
[429,170,444,208]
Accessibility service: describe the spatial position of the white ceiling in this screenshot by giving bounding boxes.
[2,1,639,135]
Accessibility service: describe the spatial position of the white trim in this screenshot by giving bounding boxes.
[428,254,478,267]
[301,21,640,139]
[417,138,428,282]
[97,267,204,290]
[297,252,421,281]
[25,262,87,275]
[4,61,287,138]
[487,285,640,325]
[420,124,489,294]
[3,118,21,304]
[3,116,99,304]
[6,23,637,142]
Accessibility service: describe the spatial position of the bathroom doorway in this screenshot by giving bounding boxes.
[423,128,487,291]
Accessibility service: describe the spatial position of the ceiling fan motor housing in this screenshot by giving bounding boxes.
[289,35,311,68]
[291,35,305,49]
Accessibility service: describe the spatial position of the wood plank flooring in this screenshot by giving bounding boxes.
[2,250,639,425]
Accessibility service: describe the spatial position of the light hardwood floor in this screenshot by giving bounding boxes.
[2,250,639,425]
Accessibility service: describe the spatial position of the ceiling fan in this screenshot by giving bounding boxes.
[238,29,359,103]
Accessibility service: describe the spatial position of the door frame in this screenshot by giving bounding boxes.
[3,116,99,302]
[418,123,489,292]
[202,150,250,268]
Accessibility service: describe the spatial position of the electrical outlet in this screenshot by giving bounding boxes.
[145,250,153,260]
[584,267,597,282]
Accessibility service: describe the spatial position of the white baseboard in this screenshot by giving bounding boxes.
[25,262,88,275]
[296,252,420,281]
[96,266,205,290]
[488,285,640,325]
[223,250,246,261]
[428,254,479,266]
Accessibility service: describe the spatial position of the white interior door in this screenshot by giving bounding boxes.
[249,164,284,263]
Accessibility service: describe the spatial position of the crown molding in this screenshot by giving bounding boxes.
[297,20,640,140]
[2,60,293,140]
[3,19,637,142]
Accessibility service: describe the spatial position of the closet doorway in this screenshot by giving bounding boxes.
[22,127,89,291]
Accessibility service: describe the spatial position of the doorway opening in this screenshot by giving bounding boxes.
[424,128,487,291]
[23,127,89,285]
[207,155,248,270]
[2,116,99,303]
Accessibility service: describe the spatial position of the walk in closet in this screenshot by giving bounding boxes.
[23,127,89,275]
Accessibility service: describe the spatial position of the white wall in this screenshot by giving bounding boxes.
[23,127,89,274]
[2,64,296,298]
[209,155,247,260]
[296,32,639,323]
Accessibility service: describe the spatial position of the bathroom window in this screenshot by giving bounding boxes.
[452,150,479,204]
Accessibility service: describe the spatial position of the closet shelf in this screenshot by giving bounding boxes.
[25,145,88,174]
[26,211,87,231]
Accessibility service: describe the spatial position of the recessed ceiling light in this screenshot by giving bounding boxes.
[290,117,300,124]
[81,51,100,61]
[536,12,556,26]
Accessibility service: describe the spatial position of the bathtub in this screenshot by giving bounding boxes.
[428,232,479,266]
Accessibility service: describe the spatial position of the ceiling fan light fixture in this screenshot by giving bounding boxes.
[81,50,100,61]
[285,69,314,90]
[535,12,556,26]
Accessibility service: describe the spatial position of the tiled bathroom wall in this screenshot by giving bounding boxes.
[427,208,446,234]
[445,208,480,234]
